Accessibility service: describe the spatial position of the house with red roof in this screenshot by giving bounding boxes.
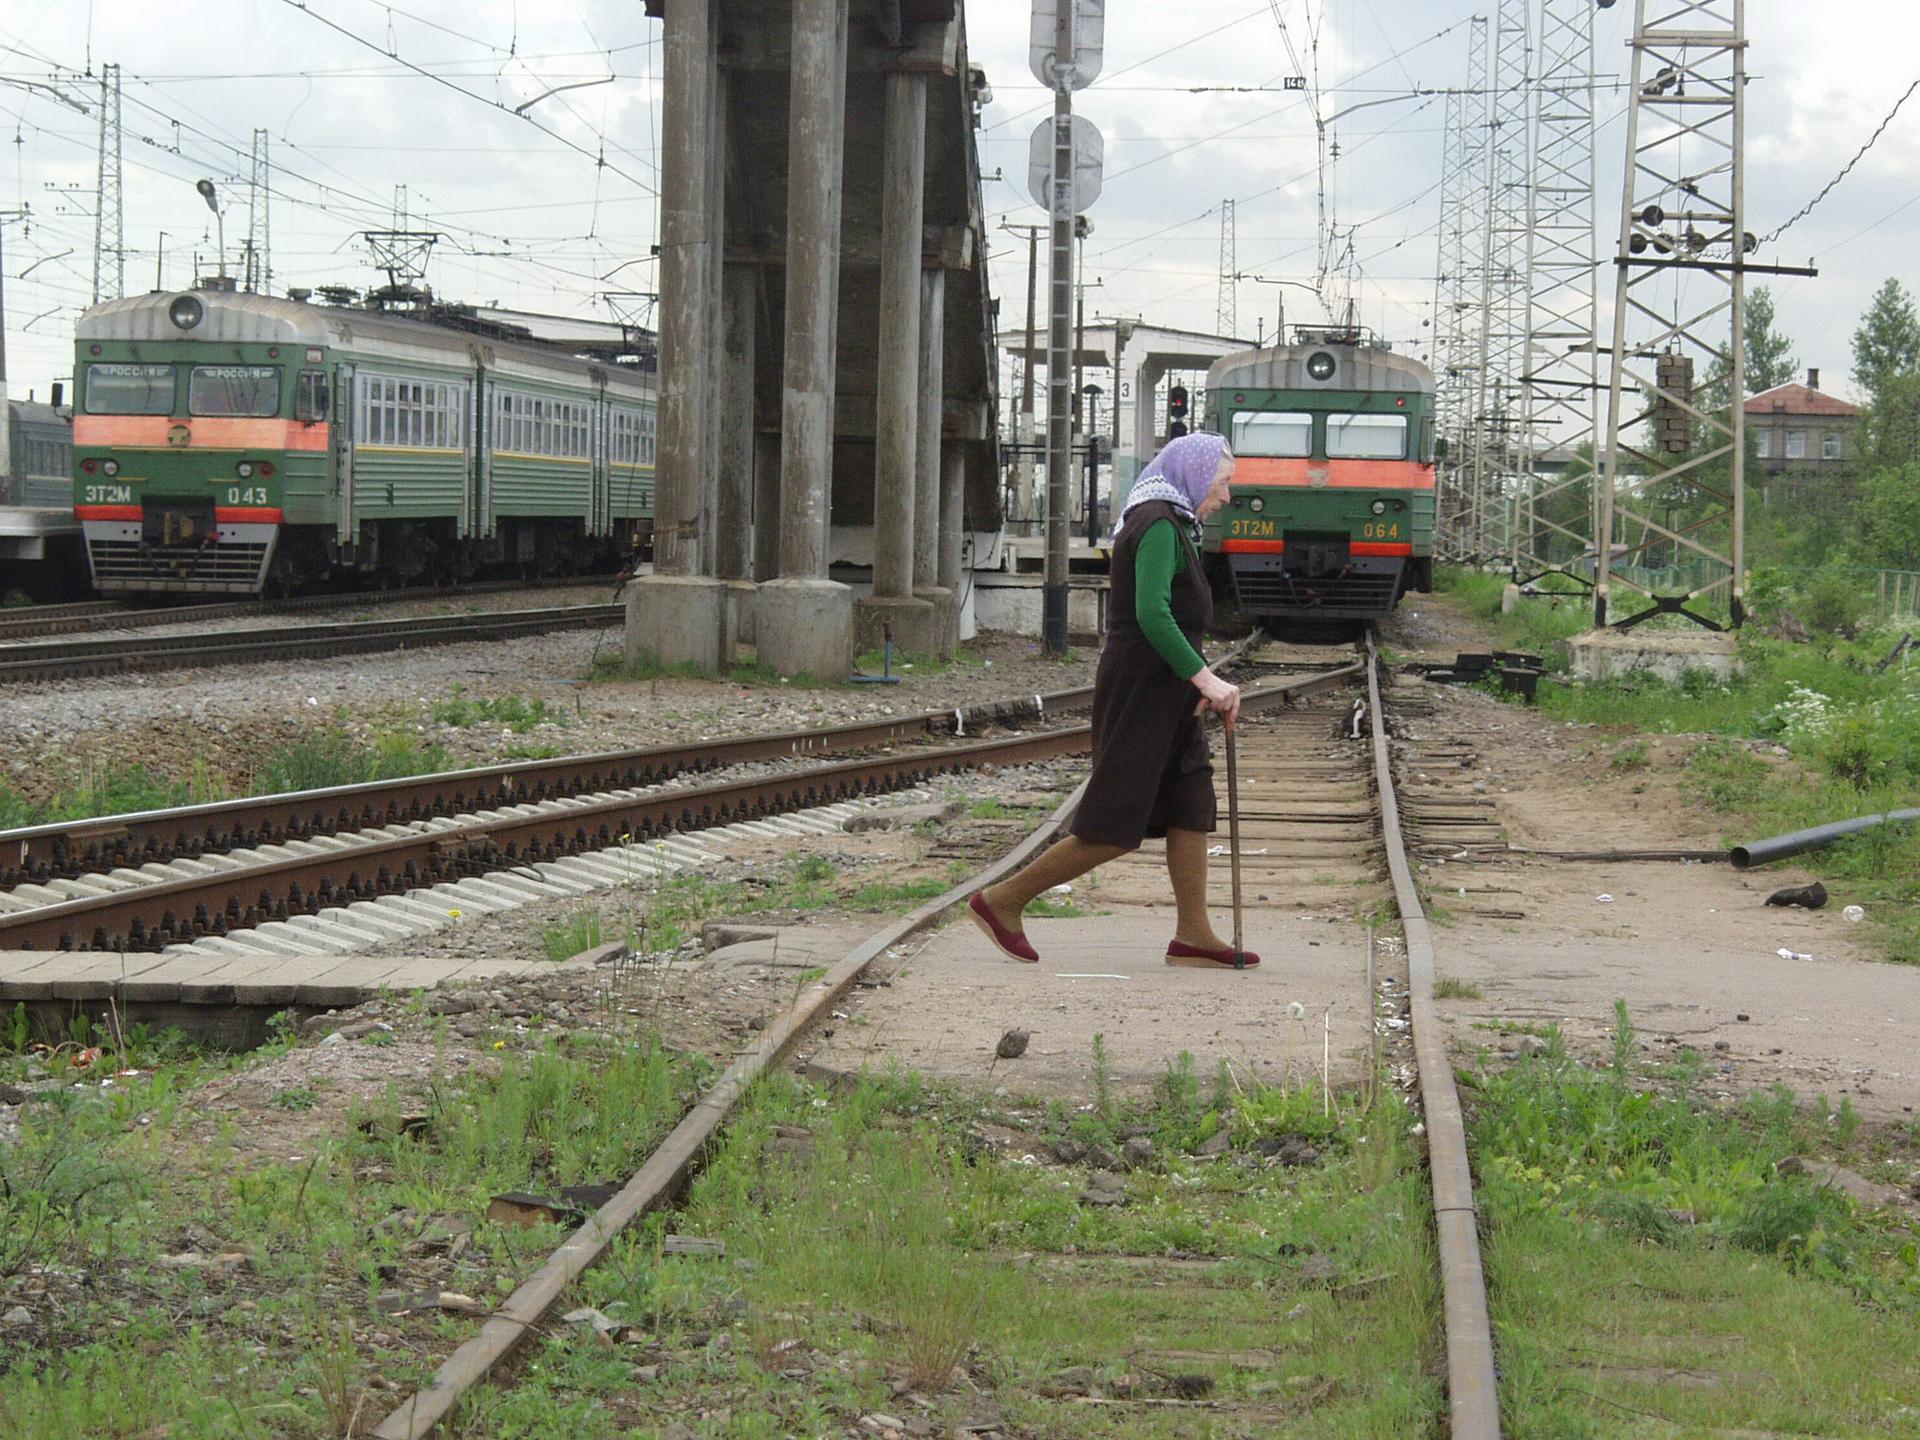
[1743,368,1862,475]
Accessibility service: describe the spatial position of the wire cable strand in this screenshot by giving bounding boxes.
[1761,77,1920,246]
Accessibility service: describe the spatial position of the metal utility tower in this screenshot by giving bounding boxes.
[1594,0,1805,629]
[1431,17,1489,563]
[1216,199,1236,338]
[91,62,124,304]
[1471,0,1530,567]
[244,128,272,295]
[1513,0,1600,587]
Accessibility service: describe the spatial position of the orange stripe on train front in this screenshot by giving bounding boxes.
[73,416,329,452]
[214,508,286,524]
[75,504,142,521]
[1231,457,1435,490]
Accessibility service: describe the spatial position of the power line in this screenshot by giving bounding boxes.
[274,0,657,195]
[1761,77,1920,246]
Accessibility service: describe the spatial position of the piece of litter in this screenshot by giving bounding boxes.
[1775,947,1813,962]
[1208,845,1227,856]
[1054,973,1129,980]
[1049,883,1073,894]
[1842,905,1866,923]
[1595,894,1614,903]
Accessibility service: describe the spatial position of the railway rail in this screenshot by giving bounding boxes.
[347,633,1500,1439]
[0,602,625,683]
[0,573,619,643]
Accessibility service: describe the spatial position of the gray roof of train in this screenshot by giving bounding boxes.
[1206,343,1434,394]
[76,292,657,400]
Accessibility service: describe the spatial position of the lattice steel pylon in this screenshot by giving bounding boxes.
[1431,16,1489,563]
[1595,0,1770,630]
[1216,199,1237,338]
[244,128,272,295]
[91,62,124,304]
[1472,0,1530,567]
[1514,0,1600,587]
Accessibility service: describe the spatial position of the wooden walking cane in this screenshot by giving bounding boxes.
[1223,714,1247,971]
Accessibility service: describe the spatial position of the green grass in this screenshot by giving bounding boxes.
[542,908,607,963]
[1438,566,1597,666]
[1433,977,1484,1000]
[0,1025,710,1437]
[1470,1002,1920,1435]
[431,684,569,733]
[0,728,454,831]
[453,1064,1443,1438]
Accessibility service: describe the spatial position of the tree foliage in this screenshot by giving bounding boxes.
[1858,460,1920,571]
[1743,287,1800,393]
[1850,278,1920,406]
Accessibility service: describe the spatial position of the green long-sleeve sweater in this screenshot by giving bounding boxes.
[1134,518,1207,680]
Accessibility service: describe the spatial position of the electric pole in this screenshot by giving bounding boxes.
[1431,18,1489,564]
[1216,199,1236,337]
[1514,0,1600,591]
[92,63,124,304]
[1594,0,1810,630]
[245,129,272,295]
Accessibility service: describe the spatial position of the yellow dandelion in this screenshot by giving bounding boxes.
[447,908,463,919]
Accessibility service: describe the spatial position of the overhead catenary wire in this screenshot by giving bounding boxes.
[1760,76,1920,246]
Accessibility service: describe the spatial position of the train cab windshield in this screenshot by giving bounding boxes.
[1326,413,1407,460]
[189,365,282,417]
[1230,410,1312,457]
[85,363,176,415]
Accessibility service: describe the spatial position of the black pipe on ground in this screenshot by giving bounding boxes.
[1730,809,1920,869]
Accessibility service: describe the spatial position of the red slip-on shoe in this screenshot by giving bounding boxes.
[968,891,1039,964]
[1164,940,1261,970]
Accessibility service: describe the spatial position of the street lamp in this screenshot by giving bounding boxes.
[195,179,226,281]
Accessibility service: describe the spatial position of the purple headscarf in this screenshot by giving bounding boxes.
[1119,431,1231,525]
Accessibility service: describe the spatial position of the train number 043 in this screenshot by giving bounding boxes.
[224,486,271,506]
[1361,521,1402,539]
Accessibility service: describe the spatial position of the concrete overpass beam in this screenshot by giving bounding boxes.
[626,0,725,671]
[858,68,935,658]
[761,0,854,681]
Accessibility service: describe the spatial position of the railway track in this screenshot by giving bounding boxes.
[346,633,1501,1439]
[0,574,620,642]
[0,602,626,683]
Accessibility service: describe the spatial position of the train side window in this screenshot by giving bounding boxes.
[1327,413,1408,460]
[296,370,330,424]
[1230,410,1313,457]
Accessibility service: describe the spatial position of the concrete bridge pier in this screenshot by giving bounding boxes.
[758,0,856,680]
[914,266,954,655]
[854,67,936,659]
[625,0,727,671]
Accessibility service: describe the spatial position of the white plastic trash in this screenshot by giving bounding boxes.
[1842,905,1866,923]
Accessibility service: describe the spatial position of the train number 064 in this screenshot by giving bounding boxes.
[1361,521,1402,539]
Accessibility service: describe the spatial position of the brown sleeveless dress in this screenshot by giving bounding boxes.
[1070,500,1217,847]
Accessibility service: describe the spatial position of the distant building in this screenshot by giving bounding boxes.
[1743,368,1861,475]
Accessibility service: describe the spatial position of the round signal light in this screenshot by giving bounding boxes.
[1306,351,1337,382]
[102,459,120,476]
[1371,500,1388,515]
[1396,396,1406,407]
[260,462,275,477]
[82,459,99,474]
[1249,496,1265,512]
[168,294,205,331]
[236,461,255,479]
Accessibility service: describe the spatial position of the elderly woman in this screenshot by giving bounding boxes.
[969,431,1256,969]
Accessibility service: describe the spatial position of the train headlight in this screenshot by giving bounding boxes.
[236,461,255,479]
[168,294,205,331]
[1248,496,1265,513]
[1305,350,1338,382]
[102,459,120,476]
[1370,500,1387,515]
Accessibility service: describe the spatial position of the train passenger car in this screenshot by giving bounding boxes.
[1,397,83,600]
[1201,330,1435,625]
[72,288,656,595]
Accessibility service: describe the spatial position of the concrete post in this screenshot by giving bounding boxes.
[718,260,758,647]
[758,0,854,680]
[856,69,935,657]
[1132,359,1168,479]
[752,429,781,580]
[701,63,729,579]
[938,439,966,646]
[912,265,953,655]
[624,0,725,670]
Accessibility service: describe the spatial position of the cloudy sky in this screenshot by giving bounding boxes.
[3,1,1916,407]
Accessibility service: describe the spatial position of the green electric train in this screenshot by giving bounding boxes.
[73,287,657,595]
[1202,329,1436,624]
